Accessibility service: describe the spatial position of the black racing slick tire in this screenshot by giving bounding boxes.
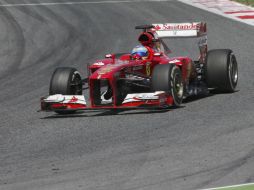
[49,67,82,114]
[205,49,238,92]
[152,64,184,107]
[49,67,82,95]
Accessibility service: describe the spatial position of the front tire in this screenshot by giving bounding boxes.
[152,64,183,107]
[205,49,238,92]
[49,67,82,114]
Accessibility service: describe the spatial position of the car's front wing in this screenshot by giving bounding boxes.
[40,91,173,112]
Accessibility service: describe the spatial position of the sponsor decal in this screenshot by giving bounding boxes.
[135,94,158,100]
[45,95,86,104]
[154,23,200,31]
[115,60,129,65]
[98,67,112,74]
[97,62,128,75]
[123,93,159,103]
[122,92,166,104]
[146,62,151,76]
[98,60,129,75]
[45,94,65,102]
[68,96,78,103]
[169,59,181,63]
[93,62,104,66]
[97,64,116,74]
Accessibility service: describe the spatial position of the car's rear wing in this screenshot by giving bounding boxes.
[152,22,207,38]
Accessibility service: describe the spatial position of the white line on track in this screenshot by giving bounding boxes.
[0,0,172,7]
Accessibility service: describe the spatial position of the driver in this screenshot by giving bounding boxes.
[131,45,150,60]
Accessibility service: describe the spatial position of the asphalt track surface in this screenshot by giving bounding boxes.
[0,0,254,190]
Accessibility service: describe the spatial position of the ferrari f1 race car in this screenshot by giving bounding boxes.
[40,22,238,114]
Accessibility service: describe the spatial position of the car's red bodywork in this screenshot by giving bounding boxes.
[40,22,209,112]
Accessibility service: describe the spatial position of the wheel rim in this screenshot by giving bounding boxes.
[70,73,82,95]
[229,54,238,87]
[173,73,184,98]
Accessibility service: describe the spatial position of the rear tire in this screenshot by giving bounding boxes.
[152,64,183,107]
[205,49,238,92]
[49,67,82,114]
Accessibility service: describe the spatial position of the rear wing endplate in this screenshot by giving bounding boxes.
[152,22,207,38]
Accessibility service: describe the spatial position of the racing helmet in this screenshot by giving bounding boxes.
[131,45,149,60]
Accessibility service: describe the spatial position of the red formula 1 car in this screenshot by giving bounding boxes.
[40,22,238,114]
